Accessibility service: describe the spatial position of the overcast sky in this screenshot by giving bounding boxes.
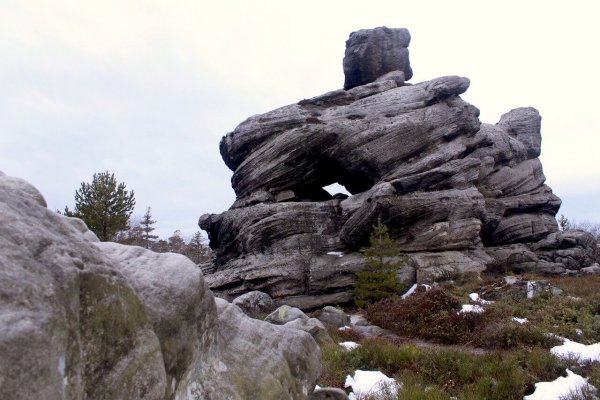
[1,0,598,238]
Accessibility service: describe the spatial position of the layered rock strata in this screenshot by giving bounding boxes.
[200,27,598,309]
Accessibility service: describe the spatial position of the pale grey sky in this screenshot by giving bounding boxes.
[1,0,598,238]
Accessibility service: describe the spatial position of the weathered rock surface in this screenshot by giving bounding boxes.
[215,298,321,399]
[199,27,599,309]
[265,305,309,325]
[581,263,600,274]
[0,172,166,400]
[95,242,219,399]
[232,290,276,314]
[315,306,351,328]
[0,171,320,400]
[284,317,334,347]
[343,26,412,90]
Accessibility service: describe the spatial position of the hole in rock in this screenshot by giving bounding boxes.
[323,183,352,199]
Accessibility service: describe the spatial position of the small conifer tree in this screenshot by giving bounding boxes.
[140,207,158,249]
[354,219,405,307]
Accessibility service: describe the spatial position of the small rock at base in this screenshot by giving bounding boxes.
[316,306,350,328]
[311,387,350,400]
[265,305,309,325]
[232,290,275,314]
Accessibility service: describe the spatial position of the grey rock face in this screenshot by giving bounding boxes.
[233,290,276,314]
[343,26,412,90]
[581,263,600,274]
[215,298,321,399]
[265,305,309,325]
[284,317,334,347]
[95,242,219,399]
[199,29,597,309]
[1,172,322,400]
[0,173,167,400]
[316,306,351,328]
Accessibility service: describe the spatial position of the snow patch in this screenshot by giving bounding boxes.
[339,341,361,351]
[459,304,485,314]
[512,317,528,324]
[551,339,600,363]
[345,370,399,399]
[524,369,597,400]
[339,325,352,332]
[469,293,493,304]
[401,283,431,299]
[327,251,344,257]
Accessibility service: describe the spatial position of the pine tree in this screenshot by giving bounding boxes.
[184,231,211,263]
[115,222,145,247]
[71,171,136,241]
[140,207,158,249]
[354,219,405,307]
[558,214,571,231]
[167,230,186,254]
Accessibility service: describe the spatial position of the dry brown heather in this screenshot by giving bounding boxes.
[318,273,600,399]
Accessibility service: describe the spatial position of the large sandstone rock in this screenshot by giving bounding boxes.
[0,172,166,400]
[0,172,321,400]
[95,242,219,399]
[199,27,598,309]
[343,26,412,90]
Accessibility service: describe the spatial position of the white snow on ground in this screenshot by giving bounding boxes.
[401,283,432,299]
[512,317,528,324]
[327,251,344,257]
[339,325,352,332]
[459,304,485,314]
[551,339,600,363]
[469,293,494,304]
[339,341,361,351]
[523,369,597,400]
[345,370,399,400]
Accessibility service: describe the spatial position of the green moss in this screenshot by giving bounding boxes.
[79,271,150,397]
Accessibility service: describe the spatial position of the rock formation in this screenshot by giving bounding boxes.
[0,171,320,400]
[200,27,599,309]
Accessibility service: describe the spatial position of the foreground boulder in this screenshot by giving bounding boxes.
[0,171,320,400]
[95,242,220,399]
[199,27,599,309]
[0,172,166,399]
[215,299,321,399]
